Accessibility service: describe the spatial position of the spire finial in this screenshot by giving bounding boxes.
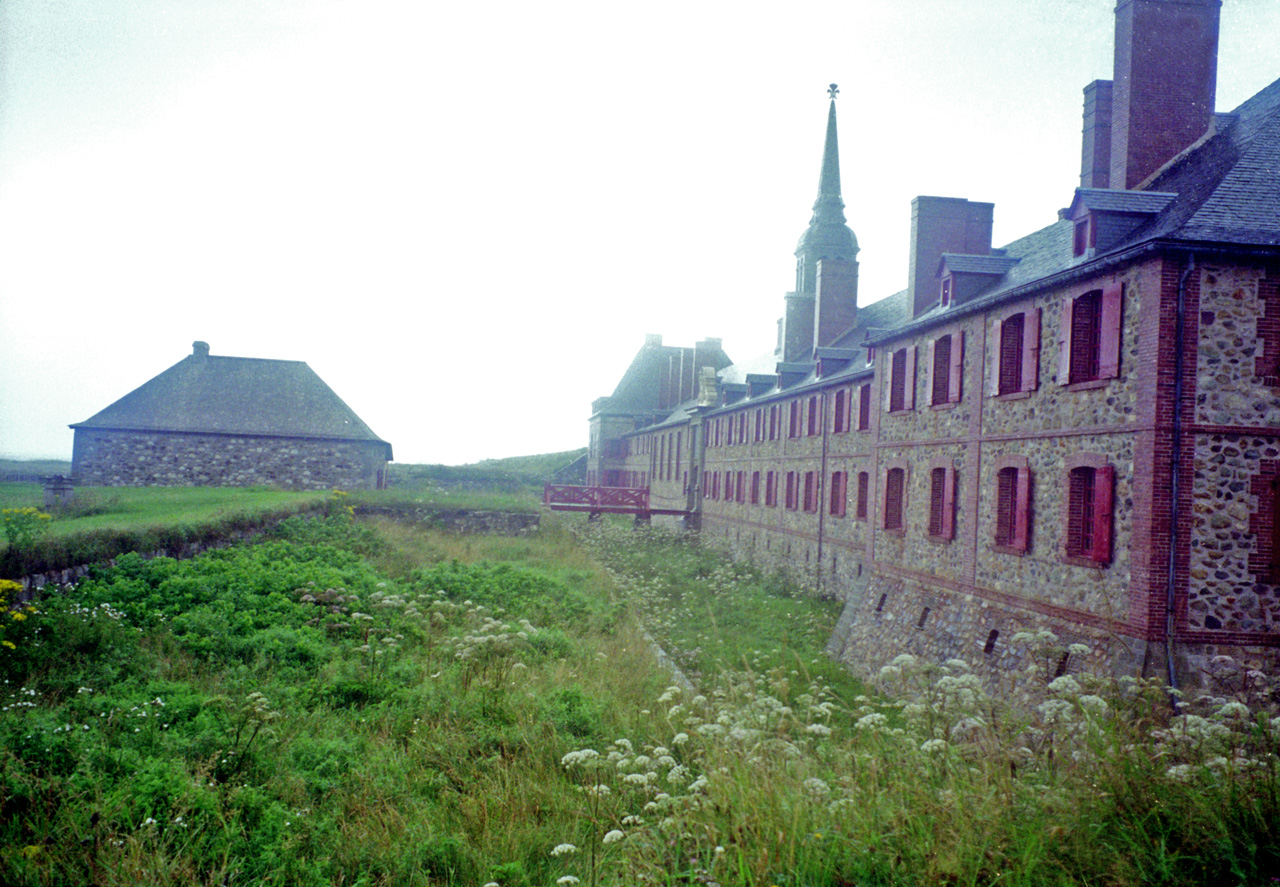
[828,83,839,100]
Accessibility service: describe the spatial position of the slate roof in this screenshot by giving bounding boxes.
[602,338,732,413]
[1071,189,1177,215]
[1159,77,1280,245]
[866,76,1280,347]
[72,344,392,458]
[710,289,908,410]
[939,254,1021,276]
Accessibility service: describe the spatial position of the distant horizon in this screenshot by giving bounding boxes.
[0,447,586,469]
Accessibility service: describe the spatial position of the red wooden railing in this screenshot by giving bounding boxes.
[543,484,650,513]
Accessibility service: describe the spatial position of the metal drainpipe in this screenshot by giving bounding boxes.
[1166,254,1195,702]
[817,390,829,593]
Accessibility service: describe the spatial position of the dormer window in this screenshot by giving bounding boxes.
[1067,189,1175,257]
[1073,215,1095,257]
[940,276,954,308]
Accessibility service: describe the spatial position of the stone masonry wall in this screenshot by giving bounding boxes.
[72,429,387,490]
[1186,264,1280,648]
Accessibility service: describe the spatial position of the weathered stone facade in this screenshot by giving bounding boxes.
[70,342,392,491]
[72,429,388,491]
[584,3,1280,693]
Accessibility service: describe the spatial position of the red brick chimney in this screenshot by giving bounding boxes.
[907,197,994,319]
[1080,80,1114,189]
[1109,0,1220,190]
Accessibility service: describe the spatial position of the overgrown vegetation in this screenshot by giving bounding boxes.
[0,448,580,574]
[2,506,1279,885]
[0,484,328,577]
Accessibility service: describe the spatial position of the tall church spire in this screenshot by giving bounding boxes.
[794,84,859,294]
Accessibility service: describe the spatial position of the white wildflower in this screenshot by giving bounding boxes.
[1048,675,1082,696]
[602,829,625,844]
[561,749,600,768]
[855,712,888,730]
[803,777,831,796]
[1078,694,1109,716]
[551,843,578,857]
[1217,701,1252,720]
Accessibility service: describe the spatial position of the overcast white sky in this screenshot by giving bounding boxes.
[1,0,1278,466]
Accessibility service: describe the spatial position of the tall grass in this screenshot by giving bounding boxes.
[2,514,1278,885]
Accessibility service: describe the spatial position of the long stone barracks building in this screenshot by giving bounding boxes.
[71,341,392,490]
[586,0,1280,687]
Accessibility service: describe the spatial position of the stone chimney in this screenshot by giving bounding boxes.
[1110,0,1220,190]
[813,257,858,350]
[1080,80,1114,189]
[697,365,718,407]
[192,341,210,359]
[907,197,994,319]
[781,292,816,362]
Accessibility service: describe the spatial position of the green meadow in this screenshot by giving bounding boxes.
[1,463,1278,885]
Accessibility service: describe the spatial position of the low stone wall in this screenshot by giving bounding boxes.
[14,532,266,601]
[354,507,539,535]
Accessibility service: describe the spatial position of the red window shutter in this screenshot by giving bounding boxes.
[1091,465,1114,563]
[929,336,941,405]
[1014,464,1031,551]
[857,472,869,519]
[904,346,917,410]
[949,331,963,403]
[1058,296,1075,385]
[1022,308,1041,392]
[883,354,895,411]
[996,467,1016,546]
[1272,477,1280,583]
[1099,282,1123,379]
[929,468,945,536]
[940,467,956,540]
[884,468,903,530]
[988,319,1003,396]
[859,384,871,429]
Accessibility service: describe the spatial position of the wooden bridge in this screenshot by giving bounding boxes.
[542,484,690,517]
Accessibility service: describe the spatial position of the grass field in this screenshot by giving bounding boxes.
[0,449,577,573]
[2,456,1279,884]
[0,483,326,540]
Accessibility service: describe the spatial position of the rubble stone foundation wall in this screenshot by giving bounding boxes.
[72,429,387,490]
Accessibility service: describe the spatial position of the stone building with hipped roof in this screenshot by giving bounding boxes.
[70,341,392,490]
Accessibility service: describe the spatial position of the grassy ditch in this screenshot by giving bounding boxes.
[2,513,1279,885]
